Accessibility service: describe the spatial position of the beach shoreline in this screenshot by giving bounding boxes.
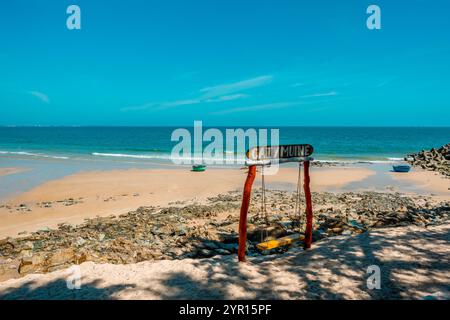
[0,165,377,238]
[0,163,449,239]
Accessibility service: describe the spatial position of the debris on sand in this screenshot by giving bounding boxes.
[0,190,448,281]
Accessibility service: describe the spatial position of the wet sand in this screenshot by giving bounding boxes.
[0,167,27,177]
[0,166,374,238]
[390,169,450,196]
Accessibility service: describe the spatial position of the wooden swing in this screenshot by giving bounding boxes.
[238,144,314,262]
[255,160,305,250]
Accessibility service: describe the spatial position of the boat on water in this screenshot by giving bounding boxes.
[392,165,411,173]
[192,164,206,172]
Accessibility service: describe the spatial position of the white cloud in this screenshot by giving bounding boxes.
[205,94,249,103]
[161,99,201,108]
[210,92,344,115]
[199,75,273,98]
[29,91,50,104]
[299,91,338,98]
[211,102,301,115]
[120,94,248,112]
[120,76,267,112]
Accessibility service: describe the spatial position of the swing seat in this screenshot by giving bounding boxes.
[256,233,305,251]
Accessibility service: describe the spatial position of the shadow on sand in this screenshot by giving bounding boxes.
[0,278,135,300]
[1,221,449,300]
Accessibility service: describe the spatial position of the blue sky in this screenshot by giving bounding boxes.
[0,0,449,126]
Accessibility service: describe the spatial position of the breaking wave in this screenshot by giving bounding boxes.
[0,150,69,160]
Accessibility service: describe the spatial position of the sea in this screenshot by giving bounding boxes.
[0,126,449,164]
[0,126,449,199]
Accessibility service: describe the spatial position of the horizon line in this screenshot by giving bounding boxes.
[1,125,450,129]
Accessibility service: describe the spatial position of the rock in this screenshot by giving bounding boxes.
[217,242,238,252]
[19,249,32,257]
[167,248,184,257]
[0,261,20,282]
[330,227,343,234]
[1,189,448,282]
[347,220,365,230]
[312,229,326,241]
[406,144,450,177]
[75,237,87,247]
[151,252,164,260]
[175,226,187,236]
[48,248,75,266]
[18,254,46,274]
[18,257,33,274]
[202,241,219,250]
[198,249,215,258]
[215,249,231,255]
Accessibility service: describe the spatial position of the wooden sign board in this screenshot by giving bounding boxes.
[247,144,314,160]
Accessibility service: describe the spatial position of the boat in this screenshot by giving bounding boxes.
[392,165,411,173]
[192,164,206,172]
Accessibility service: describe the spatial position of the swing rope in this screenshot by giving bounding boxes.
[257,160,303,242]
[260,164,269,242]
[294,161,303,232]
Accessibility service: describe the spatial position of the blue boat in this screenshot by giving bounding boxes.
[392,165,411,173]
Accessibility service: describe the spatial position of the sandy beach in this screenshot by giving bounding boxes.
[1,222,448,300]
[0,166,376,238]
[0,161,449,299]
[390,170,450,195]
[2,0,450,305]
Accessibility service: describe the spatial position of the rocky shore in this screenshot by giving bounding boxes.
[1,190,449,282]
[406,143,450,177]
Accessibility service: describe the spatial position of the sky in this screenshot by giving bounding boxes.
[0,0,449,126]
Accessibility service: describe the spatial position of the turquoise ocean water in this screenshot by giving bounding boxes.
[0,126,449,164]
[0,126,449,199]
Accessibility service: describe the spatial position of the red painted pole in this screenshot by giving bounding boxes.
[303,160,313,249]
[238,165,256,262]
